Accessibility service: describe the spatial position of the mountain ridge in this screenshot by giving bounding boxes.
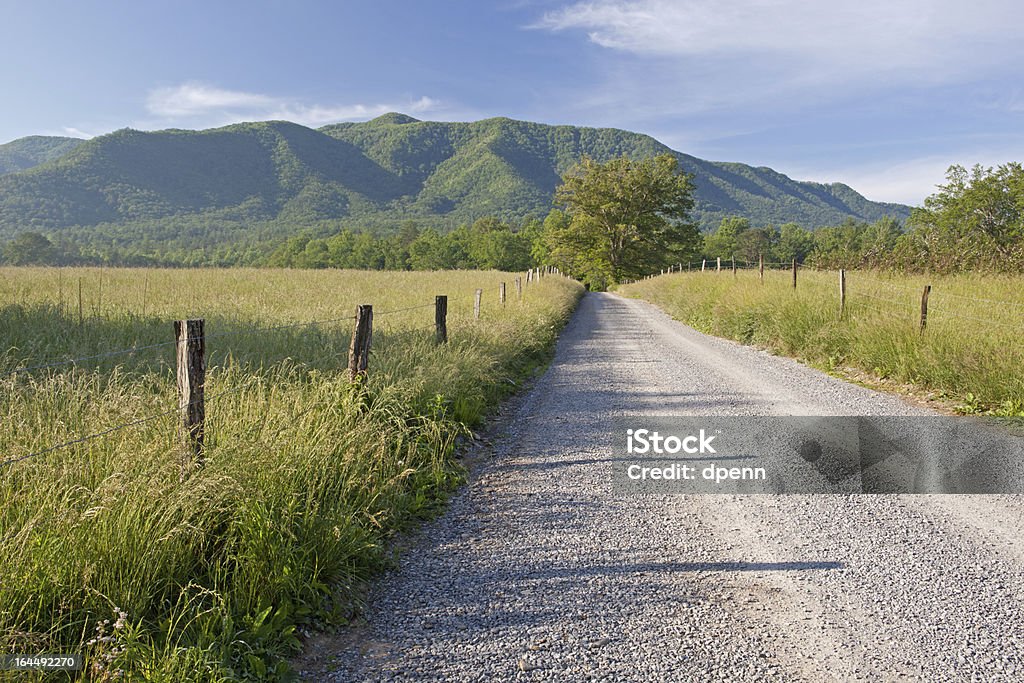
[0,115,911,250]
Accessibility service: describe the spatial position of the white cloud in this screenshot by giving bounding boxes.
[146,83,277,118]
[534,0,1022,85]
[143,83,441,128]
[784,149,1024,206]
[60,127,95,139]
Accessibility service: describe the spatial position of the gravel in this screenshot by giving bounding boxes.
[309,292,1024,682]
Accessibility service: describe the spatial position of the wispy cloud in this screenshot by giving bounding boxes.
[534,0,1021,85]
[60,126,96,139]
[143,83,441,128]
[784,148,1024,206]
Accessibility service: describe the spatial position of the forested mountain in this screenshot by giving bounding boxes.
[0,136,85,174]
[0,115,910,251]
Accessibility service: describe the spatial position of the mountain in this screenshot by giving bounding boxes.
[0,116,910,250]
[0,136,86,174]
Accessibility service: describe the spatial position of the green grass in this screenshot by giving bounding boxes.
[618,267,1024,416]
[0,267,582,681]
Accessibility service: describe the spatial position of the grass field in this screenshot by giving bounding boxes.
[0,267,582,681]
[618,267,1024,417]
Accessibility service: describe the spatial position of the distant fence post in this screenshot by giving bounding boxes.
[701,259,706,272]
[515,276,522,299]
[175,318,205,479]
[731,255,736,277]
[920,285,931,333]
[348,305,373,381]
[759,253,764,283]
[474,289,482,319]
[526,269,532,284]
[499,282,506,306]
[716,257,721,272]
[792,259,798,289]
[839,269,846,319]
[435,295,448,344]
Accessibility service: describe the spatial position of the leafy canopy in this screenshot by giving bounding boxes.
[550,154,701,287]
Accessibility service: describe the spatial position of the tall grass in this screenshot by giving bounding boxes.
[0,267,583,681]
[618,267,1024,416]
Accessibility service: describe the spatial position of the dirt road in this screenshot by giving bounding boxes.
[312,292,1024,682]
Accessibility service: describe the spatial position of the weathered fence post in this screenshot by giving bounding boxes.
[920,285,931,333]
[731,255,736,277]
[515,276,522,299]
[792,259,798,289]
[701,259,706,272]
[759,253,764,283]
[348,305,373,381]
[499,281,506,306]
[175,319,205,479]
[526,269,532,284]
[474,289,482,319]
[435,295,448,344]
[839,269,846,319]
[716,257,721,272]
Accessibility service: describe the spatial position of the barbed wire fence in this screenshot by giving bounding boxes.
[1,266,569,471]
[622,255,1024,333]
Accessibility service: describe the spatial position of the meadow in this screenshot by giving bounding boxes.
[0,267,582,681]
[618,266,1024,416]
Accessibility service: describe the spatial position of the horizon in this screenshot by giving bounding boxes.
[0,112,916,208]
[3,1,1022,205]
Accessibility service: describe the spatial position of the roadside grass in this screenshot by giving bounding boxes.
[0,267,582,681]
[617,268,1024,417]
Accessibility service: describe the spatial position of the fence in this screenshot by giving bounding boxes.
[1,266,568,474]
[622,255,1024,335]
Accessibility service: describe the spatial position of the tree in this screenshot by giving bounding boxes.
[553,154,700,285]
[3,231,58,265]
[735,225,777,263]
[704,216,750,260]
[776,223,814,263]
[904,163,1024,272]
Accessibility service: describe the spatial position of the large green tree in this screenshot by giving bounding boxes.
[552,154,700,285]
[902,163,1024,272]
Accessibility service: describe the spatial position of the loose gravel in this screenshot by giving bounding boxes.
[308,292,1024,682]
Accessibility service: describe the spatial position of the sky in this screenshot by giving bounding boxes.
[1,0,1022,206]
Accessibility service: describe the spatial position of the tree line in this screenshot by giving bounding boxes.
[2,160,1020,282]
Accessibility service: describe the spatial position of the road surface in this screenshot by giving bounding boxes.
[309,292,1024,682]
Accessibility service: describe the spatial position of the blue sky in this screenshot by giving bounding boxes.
[2,0,1022,206]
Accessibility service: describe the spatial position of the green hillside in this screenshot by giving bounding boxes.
[0,115,910,250]
[0,135,86,174]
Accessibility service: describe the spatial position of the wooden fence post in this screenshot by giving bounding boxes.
[920,285,931,333]
[839,269,846,319]
[759,253,764,283]
[731,255,736,276]
[792,259,798,289]
[716,257,721,272]
[701,259,706,272]
[348,305,373,381]
[435,295,448,344]
[515,276,522,299]
[499,282,506,306]
[474,289,482,319]
[526,269,532,284]
[175,319,205,478]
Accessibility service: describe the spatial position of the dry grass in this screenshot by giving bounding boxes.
[0,267,582,681]
[618,267,1024,416]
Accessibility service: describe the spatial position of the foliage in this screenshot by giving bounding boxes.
[899,163,1024,272]
[0,267,584,680]
[549,154,701,287]
[0,116,910,262]
[0,135,86,175]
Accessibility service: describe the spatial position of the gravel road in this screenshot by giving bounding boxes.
[310,292,1024,682]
